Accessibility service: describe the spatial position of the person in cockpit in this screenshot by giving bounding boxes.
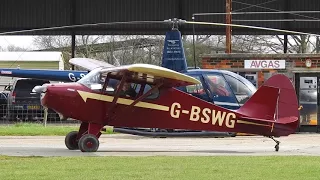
[117,82,137,98]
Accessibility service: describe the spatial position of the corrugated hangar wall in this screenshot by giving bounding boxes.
[0,0,320,35]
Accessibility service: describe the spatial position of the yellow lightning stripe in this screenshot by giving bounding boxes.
[77,90,169,111]
[237,120,272,127]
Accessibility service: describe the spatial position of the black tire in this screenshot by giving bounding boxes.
[65,131,79,150]
[78,134,99,152]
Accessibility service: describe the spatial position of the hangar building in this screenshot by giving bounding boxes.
[0,51,64,89]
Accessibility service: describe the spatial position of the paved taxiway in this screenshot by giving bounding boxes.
[0,133,320,157]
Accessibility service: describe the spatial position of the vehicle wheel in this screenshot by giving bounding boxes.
[78,134,99,152]
[65,131,79,150]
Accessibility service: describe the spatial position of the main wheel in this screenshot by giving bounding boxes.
[78,134,99,152]
[65,131,79,150]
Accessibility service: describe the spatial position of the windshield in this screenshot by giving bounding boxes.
[78,68,104,88]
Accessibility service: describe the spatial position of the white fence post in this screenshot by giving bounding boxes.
[43,107,48,127]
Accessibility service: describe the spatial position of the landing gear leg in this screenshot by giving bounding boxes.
[77,123,104,152]
[64,122,103,152]
[268,136,280,151]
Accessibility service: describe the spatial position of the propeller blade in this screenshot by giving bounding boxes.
[32,85,48,93]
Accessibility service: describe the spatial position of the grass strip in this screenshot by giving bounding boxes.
[0,123,114,136]
[0,156,318,180]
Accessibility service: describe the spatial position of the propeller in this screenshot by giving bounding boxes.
[32,84,49,93]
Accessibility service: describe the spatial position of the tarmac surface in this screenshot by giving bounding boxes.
[1,133,320,157]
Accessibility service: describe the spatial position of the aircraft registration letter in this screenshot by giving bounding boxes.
[170,103,236,128]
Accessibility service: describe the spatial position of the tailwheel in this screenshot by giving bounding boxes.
[78,134,99,152]
[275,144,279,152]
[268,136,280,152]
[65,131,79,150]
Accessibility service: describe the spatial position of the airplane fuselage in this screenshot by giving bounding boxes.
[41,82,297,137]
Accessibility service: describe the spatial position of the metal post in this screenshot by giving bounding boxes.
[284,35,288,53]
[226,0,232,53]
[70,0,76,70]
[284,0,288,54]
[71,33,75,70]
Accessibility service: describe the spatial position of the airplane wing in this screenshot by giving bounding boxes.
[100,63,200,87]
[69,58,115,71]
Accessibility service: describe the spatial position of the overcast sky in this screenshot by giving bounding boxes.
[0,36,35,50]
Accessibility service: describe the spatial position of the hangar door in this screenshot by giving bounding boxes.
[295,73,320,132]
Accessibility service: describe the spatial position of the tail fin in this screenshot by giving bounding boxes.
[237,74,299,121]
[161,29,187,73]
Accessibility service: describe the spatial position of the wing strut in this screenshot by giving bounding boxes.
[129,82,163,107]
[109,81,164,123]
[105,74,127,120]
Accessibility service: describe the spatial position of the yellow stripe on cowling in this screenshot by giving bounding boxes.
[237,120,272,127]
[126,64,201,85]
[77,90,169,111]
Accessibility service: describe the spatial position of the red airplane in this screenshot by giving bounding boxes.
[33,61,299,153]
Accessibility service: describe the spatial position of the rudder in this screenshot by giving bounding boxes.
[237,74,299,122]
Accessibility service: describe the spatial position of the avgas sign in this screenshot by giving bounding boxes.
[244,60,286,69]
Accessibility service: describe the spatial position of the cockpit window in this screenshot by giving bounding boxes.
[78,69,159,100]
[104,78,159,100]
[78,68,104,90]
[132,84,159,99]
[224,74,254,104]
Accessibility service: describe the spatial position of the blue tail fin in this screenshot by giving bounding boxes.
[161,30,187,73]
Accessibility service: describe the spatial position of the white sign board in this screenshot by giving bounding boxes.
[244,60,286,69]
